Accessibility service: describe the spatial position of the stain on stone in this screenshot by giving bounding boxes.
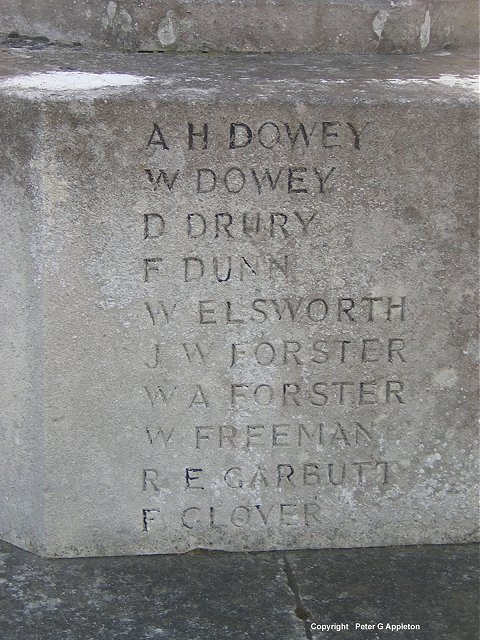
[397,205,420,224]
[0,32,82,50]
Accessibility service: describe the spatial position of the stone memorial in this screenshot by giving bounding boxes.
[0,2,478,558]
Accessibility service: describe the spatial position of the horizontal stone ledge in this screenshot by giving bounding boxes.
[0,0,478,54]
[0,46,478,104]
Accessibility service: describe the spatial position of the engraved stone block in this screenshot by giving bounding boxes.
[0,47,478,556]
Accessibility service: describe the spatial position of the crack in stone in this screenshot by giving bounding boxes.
[282,554,313,640]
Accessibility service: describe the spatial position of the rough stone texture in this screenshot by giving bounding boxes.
[0,46,478,557]
[0,540,478,639]
[0,0,478,54]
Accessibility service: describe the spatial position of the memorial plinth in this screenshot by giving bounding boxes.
[0,46,478,557]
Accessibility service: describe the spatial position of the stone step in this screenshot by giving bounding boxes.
[0,0,478,54]
[0,539,478,639]
[0,45,478,557]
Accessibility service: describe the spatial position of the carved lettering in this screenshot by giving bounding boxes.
[144,168,179,191]
[137,117,412,548]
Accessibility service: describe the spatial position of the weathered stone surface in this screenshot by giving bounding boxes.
[0,540,478,640]
[0,46,478,557]
[0,0,478,54]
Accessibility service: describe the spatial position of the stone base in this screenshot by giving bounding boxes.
[0,45,478,557]
[0,540,478,639]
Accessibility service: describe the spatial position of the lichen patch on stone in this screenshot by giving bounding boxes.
[0,71,149,91]
[365,75,479,92]
[419,10,431,51]
[156,10,192,47]
[431,74,479,91]
[373,10,389,41]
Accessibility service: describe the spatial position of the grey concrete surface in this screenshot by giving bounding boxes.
[0,0,478,54]
[0,45,478,557]
[0,540,478,639]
